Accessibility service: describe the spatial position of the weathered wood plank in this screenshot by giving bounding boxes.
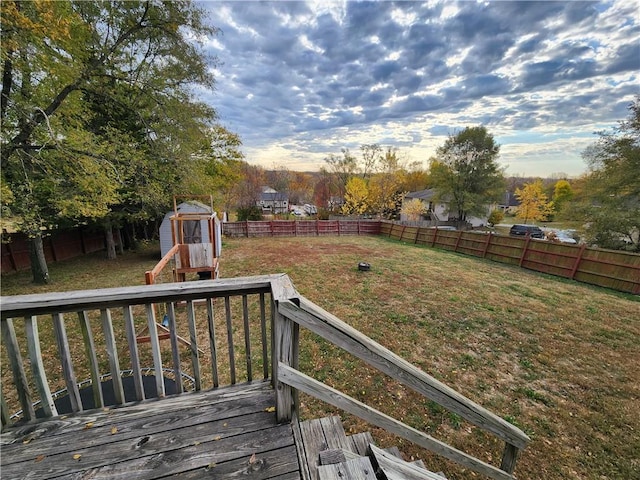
[278,297,530,450]
[1,318,35,421]
[292,413,312,480]
[0,275,279,319]
[0,389,9,428]
[122,306,145,401]
[318,456,376,480]
[300,418,328,480]
[348,431,374,456]
[1,382,277,466]
[166,302,183,393]
[278,364,515,480]
[52,313,83,412]
[25,316,57,417]
[145,303,165,397]
[274,311,295,423]
[320,416,351,452]
[169,444,300,479]
[100,308,125,405]
[243,294,253,381]
[206,298,219,388]
[1,381,274,447]
[50,422,295,480]
[500,443,520,474]
[260,292,269,380]
[225,295,237,384]
[369,444,447,480]
[186,300,202,391]
[270,274,300,305]
[78,311,105,408]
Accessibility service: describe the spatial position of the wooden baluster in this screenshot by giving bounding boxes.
[52,313,83,412]
[77,311,104,408]
[224,296,236,384]
[145,303,165,397]
[242,295,252,382]
[123,306,144,401]
[0,388,10,429]
[206,298,219,388]
[25,316,57,417]
[1,318,35,421]
[166,302,182,393]
[100,309,124,405]
[186,300,201,391]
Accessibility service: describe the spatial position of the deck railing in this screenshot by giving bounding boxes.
[1,274,528,479]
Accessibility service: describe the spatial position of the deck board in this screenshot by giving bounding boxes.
[1,380,301,480]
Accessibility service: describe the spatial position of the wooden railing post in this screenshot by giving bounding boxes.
[270,275,300,423]
[273,301,296,423]
[500,443,520,474]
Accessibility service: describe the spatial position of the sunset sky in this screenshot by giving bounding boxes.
[198,0,639,177]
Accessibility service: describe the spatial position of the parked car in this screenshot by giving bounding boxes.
[509,224,545,239]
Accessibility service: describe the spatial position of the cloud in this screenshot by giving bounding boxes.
[201,0,640,177]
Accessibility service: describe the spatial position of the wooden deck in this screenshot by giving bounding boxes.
[1,381,301,479]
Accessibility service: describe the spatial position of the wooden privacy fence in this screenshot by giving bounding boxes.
[380,222,640,295]
[222,220,381,237]
[1,229,120,274]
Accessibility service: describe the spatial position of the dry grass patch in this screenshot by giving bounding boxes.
[2,236,638,480]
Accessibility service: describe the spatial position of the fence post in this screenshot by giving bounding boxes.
[4,239,18,272]
[519,236,531,268]
[482,232,492,258]
[570,244,587,280]
[454,230,463,252]
[432,227,438,247]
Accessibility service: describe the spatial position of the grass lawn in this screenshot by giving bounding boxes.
[2,236,638,479]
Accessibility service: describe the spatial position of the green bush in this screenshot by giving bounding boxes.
[236,206,263,221]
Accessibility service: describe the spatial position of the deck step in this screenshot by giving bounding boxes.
[298,416,447,480]
[318,456,377,480]
[368,444,447,480]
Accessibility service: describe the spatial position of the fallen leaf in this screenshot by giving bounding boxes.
[22,437,32,445]
[110,426,118,435]
[213,435,221,441]
[35,455,45,463]
[84,422,94,430]
[193,441,200,446]
[207,462,216,469]
[73,454,82,461]
[265,406,276,413]
[249,453,256,464]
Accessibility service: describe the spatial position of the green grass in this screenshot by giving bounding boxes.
[2,236,639,480]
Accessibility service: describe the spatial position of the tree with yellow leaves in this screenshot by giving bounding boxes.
[341,177,370,215]
[515,180,554,223]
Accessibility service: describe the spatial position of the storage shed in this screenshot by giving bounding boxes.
[159,201,215,258]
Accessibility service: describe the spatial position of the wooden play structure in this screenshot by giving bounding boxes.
[145,195,222,285]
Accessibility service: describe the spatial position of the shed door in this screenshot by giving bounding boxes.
[183,220,202,244]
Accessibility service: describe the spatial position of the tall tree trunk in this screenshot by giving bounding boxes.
[117,229,124,255]
[29,234,49,284]
[104,222,117,260]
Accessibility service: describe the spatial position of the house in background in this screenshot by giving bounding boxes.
[400,188,491,228]
[497,191,520,214]
[258,186,289,214]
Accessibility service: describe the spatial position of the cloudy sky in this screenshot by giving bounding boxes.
[198,0,639,177]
